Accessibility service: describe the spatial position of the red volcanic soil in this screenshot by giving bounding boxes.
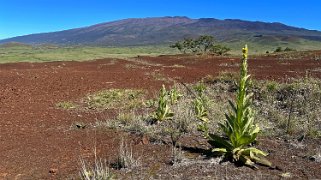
[0,54,321,179]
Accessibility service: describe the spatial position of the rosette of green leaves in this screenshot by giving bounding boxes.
[194,97,209,135]
[169,86,183,105]
[154,85,174,122]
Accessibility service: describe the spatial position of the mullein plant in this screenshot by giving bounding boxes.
[169,86,183,105]
[201,45,272,169]
[154,85,174,122]
[194,96,209,134]
[194,81,210,136]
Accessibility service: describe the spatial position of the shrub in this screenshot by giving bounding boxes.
[274,47,283,53]
[284,47,296,52]
[273,46,295,53]
[209,44,231,56]
[169,41,184,53]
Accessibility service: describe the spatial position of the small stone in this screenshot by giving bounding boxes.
[309,154,321,162]
[75,122,86,129]
[49,168,58,174]
[142,135,149,145]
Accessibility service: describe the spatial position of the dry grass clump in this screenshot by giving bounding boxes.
[86,89,146,110]
[113,138,141,170]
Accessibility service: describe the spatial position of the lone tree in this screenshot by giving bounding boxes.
[170,35,230,56]
[210,44,231,56]
[195,35,215,54]
[183,38,198,54]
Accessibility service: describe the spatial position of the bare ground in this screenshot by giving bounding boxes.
[0,53,321,179]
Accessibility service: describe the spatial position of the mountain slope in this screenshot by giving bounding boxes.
[1,16,321,46]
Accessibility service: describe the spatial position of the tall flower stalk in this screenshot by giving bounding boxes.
[205,45,272,168]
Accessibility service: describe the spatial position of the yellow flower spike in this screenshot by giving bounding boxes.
[242,44,248,59]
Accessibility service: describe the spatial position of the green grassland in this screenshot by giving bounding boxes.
[222,36,321,54]
[0,44,178,64]
[1,38,321,64]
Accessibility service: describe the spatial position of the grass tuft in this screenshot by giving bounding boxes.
[113,138,141,169]
[86,89,145,110]
[56,101,77,109]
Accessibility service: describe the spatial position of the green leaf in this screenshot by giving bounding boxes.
[212,148,227,153]
[243,147,268,157]
[228,100,237,114]
[241,148,272,167]
[239,155,257,169]
[208,134,233,150]
[236,135,255,147]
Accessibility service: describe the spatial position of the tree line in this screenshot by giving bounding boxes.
[170,35,231,56]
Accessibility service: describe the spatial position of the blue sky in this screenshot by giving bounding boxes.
[1,0,321,40]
